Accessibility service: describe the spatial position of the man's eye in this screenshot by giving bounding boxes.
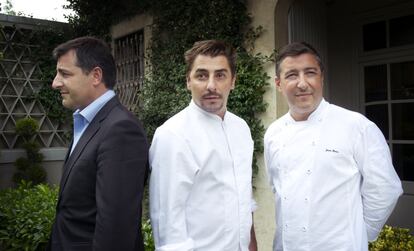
[196,74,207,80]
[285,73,297,79]
[216,73,226,79]
[306,71,317,76]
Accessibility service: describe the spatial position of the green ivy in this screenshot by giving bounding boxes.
[31,25,74,126]
[139,0,269,171]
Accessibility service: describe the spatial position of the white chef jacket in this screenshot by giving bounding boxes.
[264,99,403,251]
[149,100,255,251]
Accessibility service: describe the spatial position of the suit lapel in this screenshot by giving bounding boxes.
[58,96,120,197]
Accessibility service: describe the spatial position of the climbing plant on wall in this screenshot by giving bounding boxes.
[140,0,270,171]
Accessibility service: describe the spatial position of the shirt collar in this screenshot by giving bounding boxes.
[287,98,328,124]
[189,99,227,122]
[74,90,116,123]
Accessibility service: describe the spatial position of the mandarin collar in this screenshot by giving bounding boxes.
[189,99,227,122]
[286,99,328,125]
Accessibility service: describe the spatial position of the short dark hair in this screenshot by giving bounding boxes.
[275,42,324,77]
[53,36,116,89]
[184,40,236,78]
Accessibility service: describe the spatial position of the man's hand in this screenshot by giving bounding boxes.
[249,223,257,251]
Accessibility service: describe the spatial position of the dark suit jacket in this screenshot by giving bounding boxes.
[48,96,148,251]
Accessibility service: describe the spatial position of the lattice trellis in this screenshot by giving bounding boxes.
[0,20,70,149]
[114,30,145,113]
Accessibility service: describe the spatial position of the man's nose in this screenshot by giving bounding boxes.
[297,74,309,90]
[52,75,61,89]
[207,77,217,92]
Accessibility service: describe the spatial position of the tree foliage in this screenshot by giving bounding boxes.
[64,0,149,40]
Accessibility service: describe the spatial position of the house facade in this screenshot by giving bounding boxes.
[111,0,414,249]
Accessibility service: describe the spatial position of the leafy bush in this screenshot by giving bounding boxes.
[13,118,46,185]
[369,225,414,251]
[0,182,58,251]
[15,117,39,139]
[142,219,155,251]
[0,183,156,250]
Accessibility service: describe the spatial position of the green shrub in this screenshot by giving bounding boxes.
[13,118,46,185]
[0,183,156,250]
[0,182,58,251]
[15,118,39,139]
[369,225,414,251]
[142,219,155,251]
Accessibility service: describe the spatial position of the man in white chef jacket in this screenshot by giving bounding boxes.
[149,40,257,251]
[264,42,403,251]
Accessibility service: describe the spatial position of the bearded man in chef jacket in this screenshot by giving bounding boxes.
[149,40,257,251]
[264,41,403,251]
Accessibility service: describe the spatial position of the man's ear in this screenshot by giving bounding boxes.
[275,77,282,92]
[91,67,103,86]
[321,74,324,87]
[186,76,191,90]
[231,75,236,90]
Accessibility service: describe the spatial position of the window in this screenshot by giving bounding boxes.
[362,13,414,182]
[113,30,144,112]
[363,61,414,181]
[363,14,414,52]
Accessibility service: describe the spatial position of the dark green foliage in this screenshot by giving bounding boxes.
[369,225,414,250]
[230,52,271,162]
[139,0,269,171]
[31,25,74,126]
[0,182,58,251]
[0,183,156,251]
[142,219,155,251]
[13,118,46,185]
[65,0,150,40]
[15,117,39,139]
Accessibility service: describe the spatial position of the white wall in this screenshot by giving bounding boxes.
[246,0,280,250]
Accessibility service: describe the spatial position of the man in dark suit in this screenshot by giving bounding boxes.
[47,36,148,251]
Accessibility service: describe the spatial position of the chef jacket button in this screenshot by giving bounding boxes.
[302,227,307,232]
[306,169,312,175]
